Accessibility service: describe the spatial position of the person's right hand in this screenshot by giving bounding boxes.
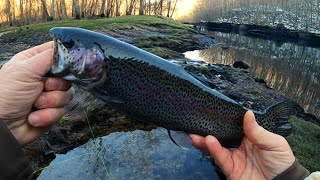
[190,111,295,180]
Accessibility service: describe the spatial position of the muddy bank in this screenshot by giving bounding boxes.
[192,22,320,48]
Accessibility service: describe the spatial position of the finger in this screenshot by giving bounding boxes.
[34,89,74,109]
[28,108,64,127]
[45,77,72,91]
[16,125,51,146]
[27,49,53,77]
[190,134,208,153]
[243,111,285,150]
[205,136,233,176]
[21,41,54,58]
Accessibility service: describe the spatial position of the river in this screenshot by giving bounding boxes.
[184,30,320,119]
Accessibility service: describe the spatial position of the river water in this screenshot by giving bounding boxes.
[184,31,320,119]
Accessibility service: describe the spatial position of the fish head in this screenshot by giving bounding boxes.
[49,27,107,86]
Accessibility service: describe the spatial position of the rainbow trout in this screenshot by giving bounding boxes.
[49,27,291,146]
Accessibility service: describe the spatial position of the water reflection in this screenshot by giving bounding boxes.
[185,31,320,118]
[38,128,219,179]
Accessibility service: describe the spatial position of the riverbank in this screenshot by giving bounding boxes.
[191,22,320,48]
[0,16,319,176]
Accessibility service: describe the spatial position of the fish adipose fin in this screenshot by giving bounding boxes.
[266,101,292,137]
[167,130,193,149]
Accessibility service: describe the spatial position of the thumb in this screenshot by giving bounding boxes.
[243,111,283,150]
[27,49,53,77]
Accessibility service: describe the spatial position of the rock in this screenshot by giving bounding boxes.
[233,61,250,69]
[38,128,219,179]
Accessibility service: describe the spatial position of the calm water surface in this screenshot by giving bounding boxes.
[185,31,320,118]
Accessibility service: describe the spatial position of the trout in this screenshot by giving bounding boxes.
[49,27,291,146]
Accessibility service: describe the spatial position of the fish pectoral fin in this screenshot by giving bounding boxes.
[89,88,125,104]
[167,130,192,149]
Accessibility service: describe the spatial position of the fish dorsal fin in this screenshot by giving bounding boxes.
[167,130,193,149]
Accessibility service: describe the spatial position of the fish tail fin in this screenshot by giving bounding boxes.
[263,101,292,137]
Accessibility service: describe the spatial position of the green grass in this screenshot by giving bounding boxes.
[143,47,184,59]
[0,16,193,43]
[287,116,320,172]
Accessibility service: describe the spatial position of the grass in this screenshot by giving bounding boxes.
[287,116,320,172]
[143,47,184,59]
[0,15,194,43]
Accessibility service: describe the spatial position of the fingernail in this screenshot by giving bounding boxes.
[35,95,46,108]
[29,114,40,126]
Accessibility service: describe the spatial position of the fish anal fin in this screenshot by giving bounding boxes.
[168,130,193,149]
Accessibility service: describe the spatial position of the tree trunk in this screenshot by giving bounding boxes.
[89,0,95,16]
[148,0,151,15]
[51,0,55,19]
[60,0,67,18]
[100,0,107,17]
[170,0,178,18]
[72,0,81,19]
[6,0,13,26]
[81,0,85,17]
[159,0,163,15]
[139,0,144,15]
[106,0,115,17]
[115,0,120,16]
[127,0,135,15]
[56,0,62,19]
[166,0,171,17]
[19,0,25,24]
[40,0,51,21]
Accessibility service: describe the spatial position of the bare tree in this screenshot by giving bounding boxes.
[106,0,115,17]
[100,0,107,17]
[81,0,85,17]
[72,0,81,19]
[159,0,163,15]
[19,0,25,24]
[5,0,13,26]
[170,0,178,17]
[60,0,67,18]
[166,0,171,17]
[139,0,144,15]
[126,0,136,15]
[51,0,55,19]
[115,0,121,16]
[40,0,52,21]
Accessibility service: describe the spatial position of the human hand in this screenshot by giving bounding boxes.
[190,111,295,180]
[0,42,73,145]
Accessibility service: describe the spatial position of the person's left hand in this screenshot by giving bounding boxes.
[0,42,73,145]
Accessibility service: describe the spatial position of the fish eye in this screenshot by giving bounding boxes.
[62,39,74,49]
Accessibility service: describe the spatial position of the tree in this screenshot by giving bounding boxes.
[5,0,13,26]
[51,0,55,19]
[115,0,121,16]
[139,0,144,15]
[19,0,25,24]
[40,0,52,21]
[100,0,107,17]
[166,0,171,17]
[72,0,81,20]
[159,0,163,15]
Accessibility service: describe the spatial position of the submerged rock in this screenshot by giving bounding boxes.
[38,128,219,180]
